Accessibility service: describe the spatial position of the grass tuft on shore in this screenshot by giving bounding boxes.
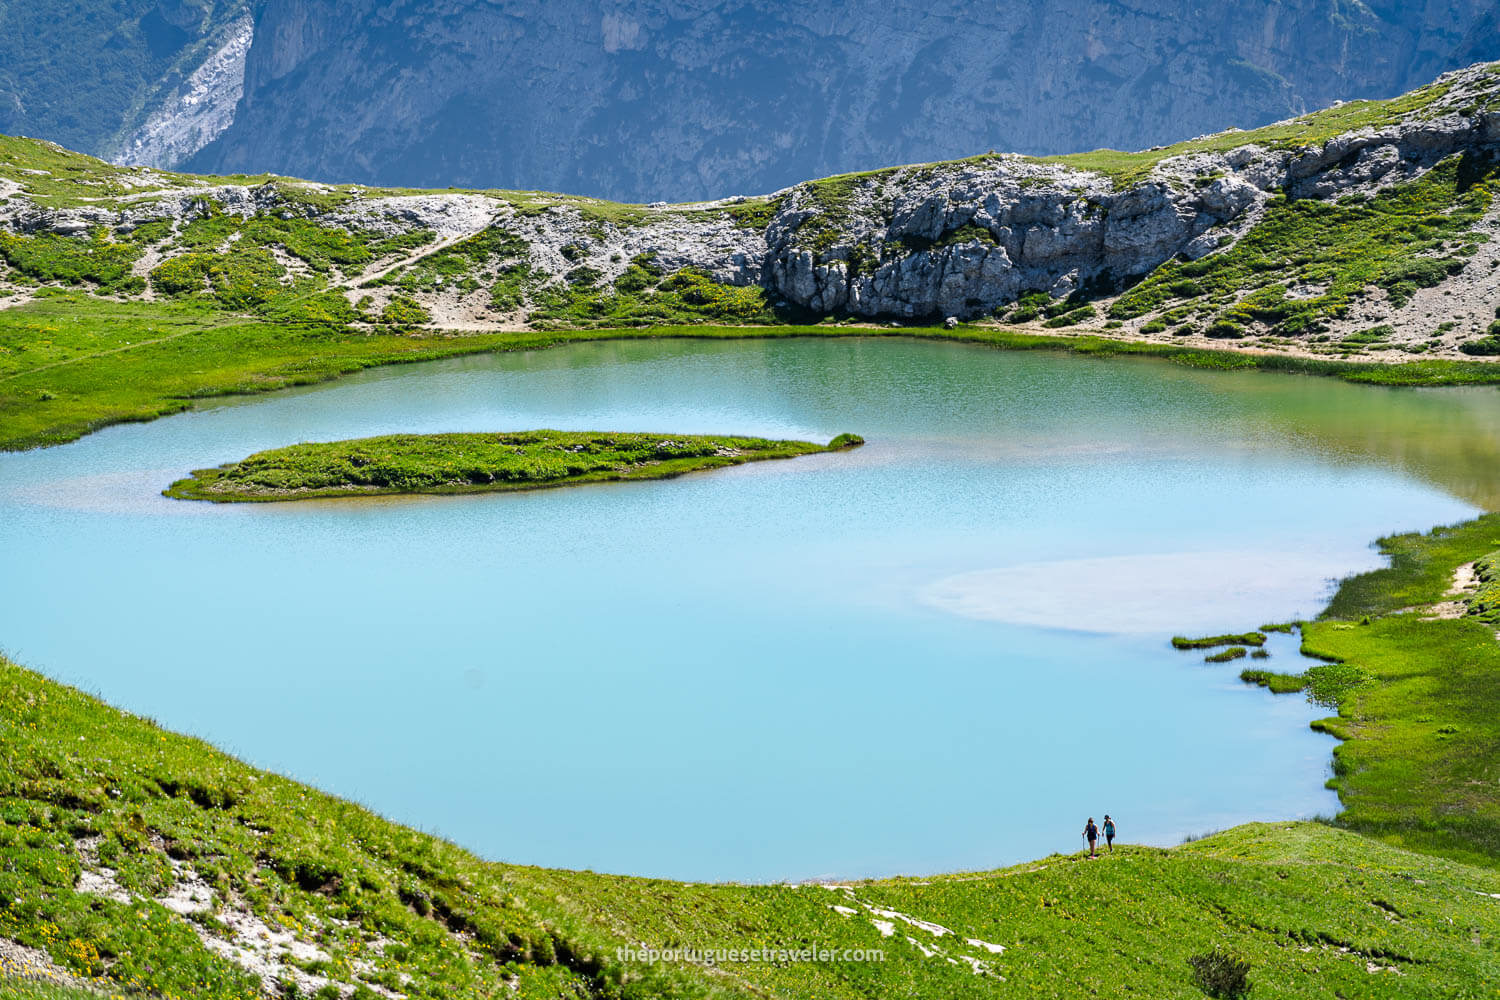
[1171,632,1267,650]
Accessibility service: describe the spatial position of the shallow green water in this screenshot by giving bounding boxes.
[2,337,1495,880]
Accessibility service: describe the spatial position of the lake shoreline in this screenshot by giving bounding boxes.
[7,316,1500,453]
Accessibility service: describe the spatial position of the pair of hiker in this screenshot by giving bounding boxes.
[1082,815,1116,857]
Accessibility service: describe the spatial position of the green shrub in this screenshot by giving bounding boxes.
[380,296,431,328]
[1189,947,1251,999]
[1341,324,1394,346]
[1305,662,1371,708]
[565,265,603,287]
[150,254,213,295]
[1205,646,1248,663]
[1379,257,1461,306]
[204,247,285,311]
[1459,320,1500,355]
[1042,305,1096,328]
[1205,319,1245,339]
[0,229,140,291]
[1467,551,1500,623]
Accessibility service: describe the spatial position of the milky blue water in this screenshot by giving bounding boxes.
[2,338,1493,881]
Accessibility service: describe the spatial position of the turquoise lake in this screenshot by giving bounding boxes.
[3,337,1498,882]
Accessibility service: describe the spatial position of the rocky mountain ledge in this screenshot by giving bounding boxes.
[2,62,1499,360]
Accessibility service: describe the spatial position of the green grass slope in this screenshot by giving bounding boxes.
[1108,150,1499,344]
[2,654,1497,1000]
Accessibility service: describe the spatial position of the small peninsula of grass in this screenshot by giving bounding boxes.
[164,430,863,502]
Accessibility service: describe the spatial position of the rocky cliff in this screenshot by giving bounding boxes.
[2,62,1499,360]
[0,1,255,164]
[6,1,1500,203]
[186,0,1500,201]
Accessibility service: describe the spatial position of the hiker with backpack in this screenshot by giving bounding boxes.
[1083,817,1099,857]
[1103,815,1116,852]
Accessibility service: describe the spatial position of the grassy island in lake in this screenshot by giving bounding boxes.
[163,430,864,502]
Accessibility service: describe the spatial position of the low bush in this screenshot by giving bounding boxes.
[1189,948,1252,999]
[0,229,140,292]
[1467,550,1500,623]
[379,296,430,329]
[1042,305,1096,328]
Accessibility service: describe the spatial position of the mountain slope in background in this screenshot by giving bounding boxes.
[0,0,254,166]
[3,0,1500,202]
[3,61,1498,366]
[181,0,1500,200]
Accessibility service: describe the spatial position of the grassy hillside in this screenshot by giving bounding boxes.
[2,651,1498,1000]
[1107,150,1499,343]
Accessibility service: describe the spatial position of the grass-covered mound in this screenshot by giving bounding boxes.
[164,430,863,502]
[2,654,1498,1000]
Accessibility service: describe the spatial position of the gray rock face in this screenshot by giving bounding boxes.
[753,64,1500,319]
[178,0,1500,202]
[112,14,256,169]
